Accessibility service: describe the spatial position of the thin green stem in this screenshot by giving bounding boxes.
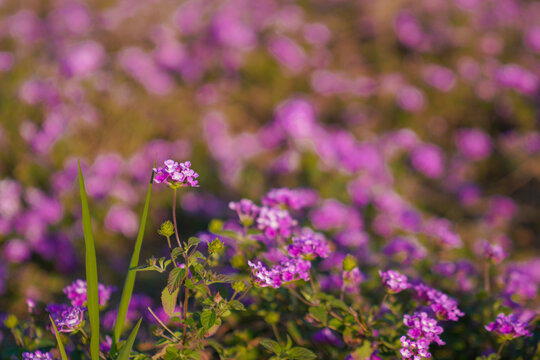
[496,341,506,359]
[271,323,282,345]
[182,285,189,345]
[172,188,182,249]
[147,307,180,341]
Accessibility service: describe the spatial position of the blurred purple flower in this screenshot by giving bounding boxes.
[455,128,492,160]
[410,144,444,178]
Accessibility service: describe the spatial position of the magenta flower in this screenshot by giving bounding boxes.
[229,198,260,226]
[22,351,54,360]
[256,206,297,239]
[379,270,410,293]
[262,188,318,211]
[63,279,115,307]
[342,267,365,293]
[485,313,531,339]
[153,159,199,188]
[248,257,311,289]
[47,303,85,333]
[413,283,464,321]
[400,312,445,360]
[455,128,492,160]
[287,229,329,259]
[481,240,506,264]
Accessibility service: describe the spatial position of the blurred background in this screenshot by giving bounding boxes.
[0,0,539,328]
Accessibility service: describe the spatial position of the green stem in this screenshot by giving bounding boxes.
[172,188,182,249]
[271,323,282,345]
[147,307,180,341]
[496,341,506,359]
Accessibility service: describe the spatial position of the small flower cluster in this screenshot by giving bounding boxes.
[482,240,506,264]
[287,229,329,259]
[47,303,85,333]
[248,258,311,289]
[400,312,445,360]
[63,279,115,307]
[256,206,297,239]
[153,159,199,188]
[262,188,318,210]
[379,270,411,293]
[22,351,54,360]
[485,313,531,339]
[342,267,365,293]
[413,283,464,321]
[228,199,260,226]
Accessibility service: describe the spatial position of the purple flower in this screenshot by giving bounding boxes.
[413,283,464,321]
[229,199,260,226]
[423,65,456,92]
[383,237,427,264]
[455,128,492,160]
[262,188,318,211]
[496,64,538,95]
[104,206,138,237]
[248,257,311,289]
[379,270,410,293]
[153,160,199,188]
[309,199,362,231]
[287,229,329,259]
[396,86,425,112]
[313,328,343,346]
[423,218,462,249]
[63,279,115,307]
[268,35,306,73]
[400,312,445,360]
[342,267,365,293]
[410,144,444,178]
[47,303,85,333]
[485,313,531,339]
[274,99,316,139]
[22,351,54,360]
[481,240,506,264]
[60,41,105,78]
[256,206,297,239]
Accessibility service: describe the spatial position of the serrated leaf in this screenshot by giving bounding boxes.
[171,247,183,260]
[259,338,281,355]
[187,237,201,249]
[228,300,245,311]
[168,267,186,294]
[117,318,142,360]
[78,162,100,360]
[200,310,217,330]
[209,274,234,284]
[161,287,179,317]
[309,306,327,324]
[288,347,316,360]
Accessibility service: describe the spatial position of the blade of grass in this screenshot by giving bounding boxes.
[78,161,100,360]
[113,167,155,346]
[116,318,142,360]
[49,316,69,360]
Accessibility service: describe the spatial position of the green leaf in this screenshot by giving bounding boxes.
[288,347,316,360]
[200,310,217,330]
[113,167,154,345]
[78,162,100,360]
[187,237,201,250]
[309,306,327,324]
[259,338,281,355]
[168,267,186,294]
[354,341,372,359]
[161,287,179,317]
[117,318,142,360]
[208,238,224,254]
[3,314,18,328]
[49,316,69,360]
[228,300,245,311]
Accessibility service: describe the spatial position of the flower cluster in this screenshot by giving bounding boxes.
[256,206,297,240]
[342,267,365,293]
[228,199,260,226]
[22,351,54,360]
[287,229,329,259]
[400,312,445,360]
[46,303,85,333]
[485,313,531,339]
[482,241,506,264]
[153,160,199,188]
[63,279,115,307]
[379,270,410,293]
[413,283,464,321]
[262,188,319,210]
[248,258,311,289]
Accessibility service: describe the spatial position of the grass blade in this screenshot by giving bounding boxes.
[49,316,69,360]
[113,167,155,345]
[78,161,100,360]
[116,318,142,360]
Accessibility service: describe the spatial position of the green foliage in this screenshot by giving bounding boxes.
[50,316,69,360]
[342,254,357,271]
[117,318,142,360]
[78,162,100,360]
[158,221,175,238]
[161,287,180,317]
[167,267,186,294]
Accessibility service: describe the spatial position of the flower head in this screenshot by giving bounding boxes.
[262,188,318,210]
[22,351,54,360]
[229,199,260,226]
[63,279,115,307]
[47,303,85,333]
[400,312,445,360]
[287,229,329,259]
[485,313,531,339]
[379,270,410,293]
[342,267,365,293]
[256,206,297,239]
[153,160,199,188]
[413,283,464,321]
[482,240,506,264]
[248,257,311,289]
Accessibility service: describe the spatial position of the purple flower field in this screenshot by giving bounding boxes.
[0,0,539,359]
